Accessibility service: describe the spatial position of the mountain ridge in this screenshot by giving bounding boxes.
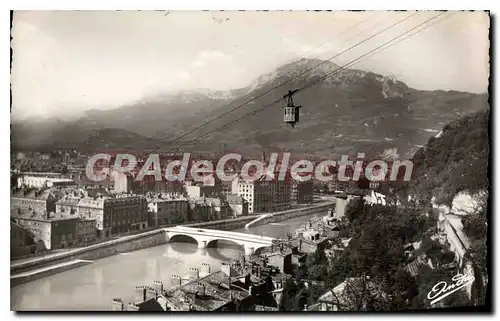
[11,58,489,157]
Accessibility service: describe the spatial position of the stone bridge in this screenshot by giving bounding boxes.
[163,226,277,256]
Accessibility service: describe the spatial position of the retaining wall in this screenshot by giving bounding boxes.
[245,202,334,228]
[11,201,334,280]
[183,216,257,230]
[11,260,93,287]
[11,230,167,275]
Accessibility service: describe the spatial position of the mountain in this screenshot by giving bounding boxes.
[51,127,166,151]
[408,109,490,206]
[11,58,489,157]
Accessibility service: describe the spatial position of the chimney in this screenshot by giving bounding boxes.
[146,286,158,301]
[171,275,182,288]
[201,263,211,275]
[152,280,164,293]
[189,268,200,283]
[135,286,146,303]
[111,298,124,311]
[221,262,231,277]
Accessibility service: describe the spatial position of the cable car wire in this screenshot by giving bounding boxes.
[159,12,418,151]
[356,12,457,66]
[165,12,450,153]
[300,12,451,92]
[160,13,377,128]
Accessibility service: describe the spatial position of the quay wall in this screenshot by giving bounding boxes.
[245,202,335,228]
[11,260,93,287]
[11,230,167,275]
[11,201,334,281]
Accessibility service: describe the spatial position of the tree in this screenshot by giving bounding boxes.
[462,213,487,241]
[345,197,365,224]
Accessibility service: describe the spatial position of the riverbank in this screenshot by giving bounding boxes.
[11,200,334,286]
[245,203,334,228]
[12,210,331,311]
[11,259,94,287]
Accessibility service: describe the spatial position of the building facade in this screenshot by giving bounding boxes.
[17,174,75,189]
[10,222,34,248]
[76,195,148,239]
[291,180,314,204]
[11,188,62,215]
[232,175,291,214]
[76,217,97,244]
[14,212,79,250]
[225,194,249,217]
[147,196,189,227]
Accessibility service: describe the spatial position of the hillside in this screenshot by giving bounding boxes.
[11,58,489,157]
[407,109,490,206]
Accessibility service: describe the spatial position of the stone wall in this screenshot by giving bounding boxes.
[11,260,93,287]
[183,216,256,231]
[11,230,167,275]
[11,201,334,280]
[247,202,335,228]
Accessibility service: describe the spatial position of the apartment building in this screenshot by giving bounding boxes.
[147,195,189,227]
[76,194,148,239]
[231,174,291,214]
[290,179,314,204]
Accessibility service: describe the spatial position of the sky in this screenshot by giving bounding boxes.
[11,11,490,120]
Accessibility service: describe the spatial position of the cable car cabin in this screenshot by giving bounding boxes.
[283,106,301,128]
[283,89,301,128]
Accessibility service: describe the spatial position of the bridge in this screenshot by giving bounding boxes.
[163,226,277,256]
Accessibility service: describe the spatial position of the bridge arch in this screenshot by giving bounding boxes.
[206,239,245,253]
[168,234,199,245]
[164,226,276,256]
[253,246,270,256]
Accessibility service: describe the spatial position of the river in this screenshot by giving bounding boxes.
[11,211,325,311]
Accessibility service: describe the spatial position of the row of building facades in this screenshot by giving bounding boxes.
[10,170,313,255]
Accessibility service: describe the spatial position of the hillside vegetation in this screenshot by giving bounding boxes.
[408,109,489,207]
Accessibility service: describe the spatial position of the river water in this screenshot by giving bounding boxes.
[11,211,325,311]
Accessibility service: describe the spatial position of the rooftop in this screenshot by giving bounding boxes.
[163,271,250,311]
[225,194,246,204]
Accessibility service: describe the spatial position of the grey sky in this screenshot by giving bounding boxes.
[11,11,489,120]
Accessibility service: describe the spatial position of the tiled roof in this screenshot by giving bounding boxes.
[164,271,250,311]
[11,188,57,200]
[225,194,245,204]
[56,196,81,206]
[77,197,106,209]
[136,298,166,311]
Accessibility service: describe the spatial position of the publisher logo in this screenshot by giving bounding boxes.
[427,269,475,305]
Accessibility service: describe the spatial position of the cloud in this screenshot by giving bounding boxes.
[190,50,232,68]
[177,71,190,80]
